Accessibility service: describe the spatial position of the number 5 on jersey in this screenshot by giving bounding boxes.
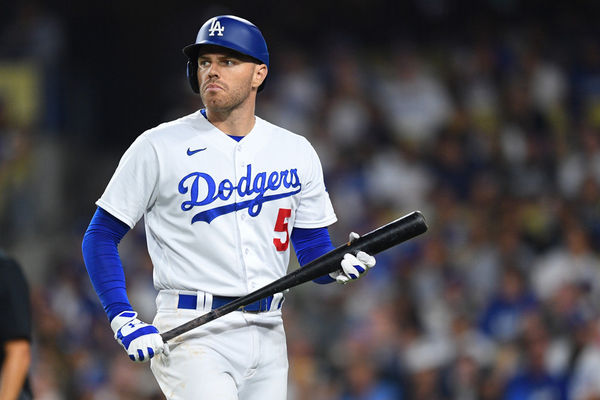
[273,208,292,251]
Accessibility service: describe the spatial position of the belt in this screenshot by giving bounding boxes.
[177,293,283,313]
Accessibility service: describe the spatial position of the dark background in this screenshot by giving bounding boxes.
[3,1,599,144]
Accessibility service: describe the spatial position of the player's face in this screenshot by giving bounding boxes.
[197,50,267,112]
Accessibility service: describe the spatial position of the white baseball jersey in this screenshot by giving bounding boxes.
[97,110,337,295]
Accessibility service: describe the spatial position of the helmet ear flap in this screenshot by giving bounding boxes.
[187,60,200,93]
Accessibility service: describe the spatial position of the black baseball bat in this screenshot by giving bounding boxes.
[161,210,428,342]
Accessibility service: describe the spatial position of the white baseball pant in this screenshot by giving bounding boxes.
[150,290,288,400]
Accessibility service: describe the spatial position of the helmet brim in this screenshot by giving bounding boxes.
[182,42,268,67]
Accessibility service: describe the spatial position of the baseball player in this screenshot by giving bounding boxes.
[81,15,376,400]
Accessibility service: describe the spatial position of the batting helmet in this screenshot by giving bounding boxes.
[183,15,269,93]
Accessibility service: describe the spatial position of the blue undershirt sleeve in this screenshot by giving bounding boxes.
[81,206,133,321]
[291,227,336,284]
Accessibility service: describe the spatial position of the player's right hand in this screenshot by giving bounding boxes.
[329,232,376,284]
[110,310,168,362]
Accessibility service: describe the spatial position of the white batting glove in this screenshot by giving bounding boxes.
[110,311,168,362]
[330,232,376,284]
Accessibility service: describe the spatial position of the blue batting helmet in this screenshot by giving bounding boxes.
[183,15,269,93]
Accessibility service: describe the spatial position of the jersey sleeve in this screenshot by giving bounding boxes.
[96,134,159,229]
[293,141,337,228]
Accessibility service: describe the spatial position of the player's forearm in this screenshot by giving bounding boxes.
[0,339,31,400]
[291,227,336,284]
[82,207,134,320]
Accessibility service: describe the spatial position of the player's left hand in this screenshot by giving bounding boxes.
[330,232,376,284]
[111,311,168,362]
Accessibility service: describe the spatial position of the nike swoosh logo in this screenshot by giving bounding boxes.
[187,147,207,156]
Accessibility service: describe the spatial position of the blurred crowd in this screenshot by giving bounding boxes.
[3,2,600,399]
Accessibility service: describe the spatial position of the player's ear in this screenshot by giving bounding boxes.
[252,64,268,89]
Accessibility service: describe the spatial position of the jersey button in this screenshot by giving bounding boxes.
[241,214,247,220]
[244,248,250,255]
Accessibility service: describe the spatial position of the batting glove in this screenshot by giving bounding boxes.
[110,311,168,362]
[330,232,376,284]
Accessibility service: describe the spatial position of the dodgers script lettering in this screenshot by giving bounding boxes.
[178,164,301,224]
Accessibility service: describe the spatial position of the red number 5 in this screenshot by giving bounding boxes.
[273,208,292,251]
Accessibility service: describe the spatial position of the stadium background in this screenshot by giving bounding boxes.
[2,0,600,398]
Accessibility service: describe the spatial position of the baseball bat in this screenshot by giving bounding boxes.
[161,210,428,342]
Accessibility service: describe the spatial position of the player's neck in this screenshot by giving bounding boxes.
[205,101,256,136]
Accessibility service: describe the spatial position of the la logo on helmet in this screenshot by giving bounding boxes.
[208,19,225,36]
